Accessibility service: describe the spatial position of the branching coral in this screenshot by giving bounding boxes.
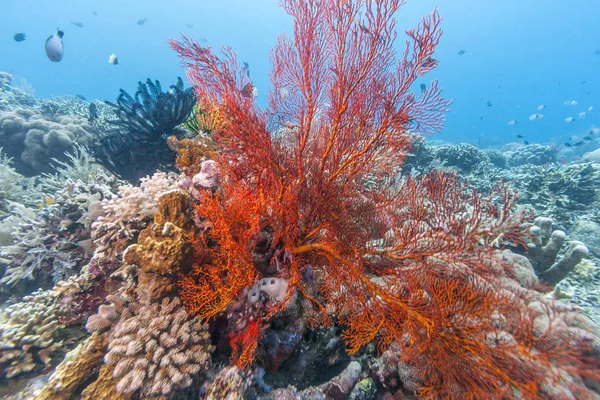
[90,171,180,265]
[94,78,195,181]
[526,216,589,286]
[101,297,213,399]
[170,0,600,397]
[0,290,65,379]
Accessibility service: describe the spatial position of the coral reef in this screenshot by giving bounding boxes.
[0,290,65,379]
[94,78,195,181]
[502,142,558,167]
[0,72,36,111]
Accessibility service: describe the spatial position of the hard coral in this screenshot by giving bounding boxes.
[123,190,194,305]
[0,290,64,379]
[0,107,96,175]
[103,297,213,399]
[527,216,589,286]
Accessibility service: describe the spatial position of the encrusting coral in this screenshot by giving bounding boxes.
[123,190,193,305]
[0,290,65,379]
[34,332,108,400]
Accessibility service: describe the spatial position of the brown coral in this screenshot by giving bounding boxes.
[123,190,193,305]
[35,333,108,400]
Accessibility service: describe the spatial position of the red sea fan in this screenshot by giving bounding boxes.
[171,0,600,398]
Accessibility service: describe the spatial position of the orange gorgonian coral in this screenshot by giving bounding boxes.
[171,0,600,397]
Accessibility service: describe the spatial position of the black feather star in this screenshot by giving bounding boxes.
[93,77,195,182]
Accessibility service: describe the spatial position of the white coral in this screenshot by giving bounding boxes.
[103,297,213,399]
[91,171,180,262]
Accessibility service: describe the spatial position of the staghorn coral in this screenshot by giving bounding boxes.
[0,72,36,111]
[0,107,97,176]
[102,297,213,399]
[0,214,77,288]
[0,148,43,213]
[0,290,65,379]
[90,171,180,264]
[526,216,589,286]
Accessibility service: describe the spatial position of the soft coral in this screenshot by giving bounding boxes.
[171,0,600,397]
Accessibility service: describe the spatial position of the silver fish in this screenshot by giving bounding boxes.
[45,29,64,62]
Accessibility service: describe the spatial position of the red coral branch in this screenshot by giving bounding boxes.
[171,0,600,396]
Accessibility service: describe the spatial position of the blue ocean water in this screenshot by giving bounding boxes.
[1,0,599,148]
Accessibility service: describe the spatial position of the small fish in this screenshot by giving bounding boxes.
[523,141,530,145]
[595,49,600,55]
[243,62,250,77]
[479,116,485,120]
[46,195,54,206]
[89,103,98,123]
[528,113,543,121]
[578,111,586,118]
[252,86,258,98]
[422,57,437,69]
[45,29,64,62]
[589,106,594,112]
[564,142,572,148]
[280,87,289,97]
[92,10,98,16]
[241,82,253,98]
[516,134,524,139]
[507,120,517,126]
[420,83,426,92]
[137,18,147,26]
[583,136,592,141]
[13,33,26,42]
[565,117,575,123]
[108,53,119,65]
[71,21,84,28]
[186,24,195,29]
[486,100,492,107]
[497,84,502,90]
[457,49,466,55]
[537,104,545,110]
[573,141,584,147]
[564,100,578,106]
